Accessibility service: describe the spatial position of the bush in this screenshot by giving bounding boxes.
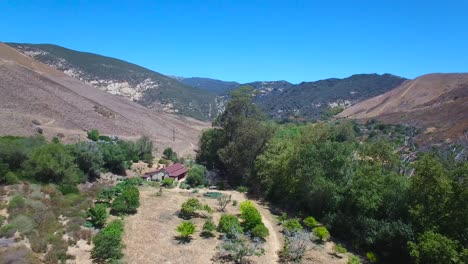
[88,204,108,228]
[10,215,35,234]
[111,185,140,215]
[203,219,216,235]
[313,226,330,242]
[179,198,202,219]
[0,223,17,237]
[161,178,174,187]
[239,201,262,232]
[87,129,100,141]
[218,214,243,238]
[236,186,248,193]
[334,243,347,254]
[303,216,318,229]
[348,254,362,264]
[91,220,124,262]
[5,171,19,184]
[185,164,208,187]
[163,147,178,162]
[176,221,196,241]
[283,219,302,233]
[366,252,378,263]
[252,223,269,239]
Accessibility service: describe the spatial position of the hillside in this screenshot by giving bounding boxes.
[178,77,239,94]
[7,43,220,120]
[339,73,468,143]
[186,74,406,121]
[0,42,209,155]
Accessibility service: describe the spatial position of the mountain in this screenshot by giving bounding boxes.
[183,74,406,121]
[7,43,221,120]
[178,77,240,94]
[339,73,468,144]
[0,42,209,155]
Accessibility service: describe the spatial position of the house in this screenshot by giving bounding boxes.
[142,163,188,181]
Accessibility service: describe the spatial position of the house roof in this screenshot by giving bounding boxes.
[165,163,188,178]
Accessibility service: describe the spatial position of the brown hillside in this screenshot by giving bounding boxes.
[339,73,468,144]
[0,42,209,155]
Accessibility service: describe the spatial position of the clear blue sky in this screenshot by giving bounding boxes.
[1,0,467,83]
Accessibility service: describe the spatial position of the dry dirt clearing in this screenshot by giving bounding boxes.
[123,186,349,264]
[122,186,282,264]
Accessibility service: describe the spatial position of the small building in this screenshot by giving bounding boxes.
[142,163,188,181]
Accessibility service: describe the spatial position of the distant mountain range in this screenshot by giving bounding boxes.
[8,43,408,122]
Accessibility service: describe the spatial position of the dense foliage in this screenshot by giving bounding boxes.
[197,89,468,263]
[91,220,125,262]
[185,164,208,187]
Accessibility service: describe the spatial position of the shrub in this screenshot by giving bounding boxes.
[87,129,100,141]
[313,226,330,242]
[280,230,309,263]
[236,186,248,193]
[0,223,17,237]
[88,204,108,228]
[176,221,196,241]
[283,219,302,233]
[348,254,362,264]
[180,198,202,219]
[252,223,269,239]
[303,216,318,229]
[239,201,262,232]
[10,215,35,234]
[232,200,238,206]
[217,230,265,263]
[278,212,288,224]
[161,178,174,187]
[218,214,243,238]
[203,219,216,234]
[5,171,19,184]
[334,243,347,254]
[8,195,26,212]
[163,147,178,162]
[366,252,378,263]
[111,185,140,215]
[91,220,124,262]
[217,194,231,211]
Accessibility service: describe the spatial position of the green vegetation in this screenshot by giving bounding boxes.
[303,216,318,229]
[87,129,100,141]
[91,220,125,263]
[185,164,208,187]
[88,204,108,228]
[111,185,140,215]
[313,226,330,242]
[162,147,179,162]
[202,219,216,237]
[218,214,243,238]
[196,89,468,263]
[176,221,196,242]
[161,178,175,187]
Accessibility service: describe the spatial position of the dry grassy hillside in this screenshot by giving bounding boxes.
[339,73,468,143]
[0,42,209,155]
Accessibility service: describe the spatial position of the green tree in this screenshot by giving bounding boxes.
[98,142,127,175]
[186,164,208,187]
[69,142,104,181]
[23,143,84,185]
[408,231,462,264]
[163,147,178,162]
[111,186,140,215]
[196,128,227,169]
[409,155,453,232]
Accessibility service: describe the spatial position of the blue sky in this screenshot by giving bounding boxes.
[1,0,467,83]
